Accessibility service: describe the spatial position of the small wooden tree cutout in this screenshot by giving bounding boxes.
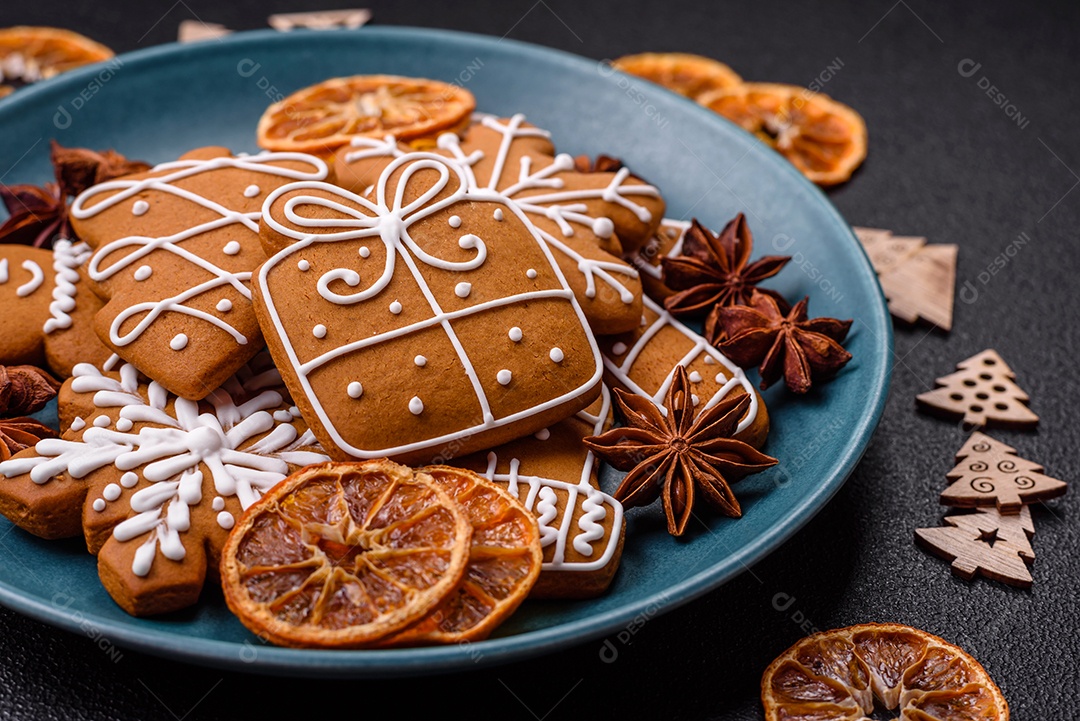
[941,432,1067,513]
[853,227,925,274]
[916,349,1038,429]
[879,244,958,331]
[915,506,1035,588]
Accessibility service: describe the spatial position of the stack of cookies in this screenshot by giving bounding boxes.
[0,75,773,645]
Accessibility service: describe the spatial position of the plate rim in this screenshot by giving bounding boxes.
[0,25,893,677]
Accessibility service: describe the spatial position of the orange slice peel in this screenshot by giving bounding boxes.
[256,74,475,154]
[0,26,113,97]
[612,52,742,100]
[699,82,867,186]
[761,622,1009,720]
[221,460,473,649]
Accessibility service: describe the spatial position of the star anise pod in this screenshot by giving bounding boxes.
[0,143,150,248]
[573,154,624,173]
[714,290,852,394]
[0,417,58,461]
[50,140,151,197]
[661,214,790,318]
[584,365,777,536]
[0,365,61,416]
[0,181,71,247]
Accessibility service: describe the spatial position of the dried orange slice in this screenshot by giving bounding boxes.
[761,623,1009,720]
[0,27,113,97]
[380,466,542,646]
[220,460,472,649]
[256,74,475,154]
[699,82,867,186]
[612,52,742,100]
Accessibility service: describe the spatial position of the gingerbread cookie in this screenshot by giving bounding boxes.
[0,356,328,616]
[0,245,54,366]
[69,147,330,400]
[255,150,603,465]
[334,114,666,334]
[41,239,114,376]
[627,217,690,301]
[599,295,769,448]
[452,385,624,598]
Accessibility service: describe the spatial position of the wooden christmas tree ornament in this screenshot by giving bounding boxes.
[915,506,1035,588]
[853,227,925,274]
[941,432,1067,513]
[916,349,1038,429]
[878,243,958,331]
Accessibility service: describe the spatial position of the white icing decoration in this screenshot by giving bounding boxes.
[692,394,700,406]
[508,326,522,342]
[93,415,110,428]
[0,361,330,578]
[43,240,93,334]
[93,499,106,512]
[703,355,715,364]
[602,296,759,432]
[116,418,134,432]
[549,347,564,363]
[70,152,328,351]
[297,259,310,271]
[493,208,504,221]
[611,342,627,355]
[255,151,603,459]
[223,241,241,256]
[212,497,225,511]
[689,370,703,383]
[389,300,402,314]
[497,369,512,386]
[70,417,86,432]
[526,268,537,279]
[132,200,149,216]
[216,298,232,312]
[217,511,235,530]
[347,381,363,399]
[448,215,462,228]
[481,385,623,571]
[134,265,152,281]
[454,282,472,298]
[414,355,427,367]
[244,184,261,198]
[3,259,46,298]
[103,483,122,501]
[312,324,327,339]
[715,372,728,383]
[534,428,550,441]
[358,246,370,258]
[170,334,188,351]
[438,114,655,305]
[408,396,424,415]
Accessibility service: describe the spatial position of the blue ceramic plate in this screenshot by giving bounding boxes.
[0,27,891,677]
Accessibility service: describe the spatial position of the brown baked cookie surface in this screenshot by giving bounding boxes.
[452,385,624,599]
[0,356,328,616]
[598,295,770,449]
[0,245,54,366]
[255,150,603,465]
[68,147,329,399]
[333,114,666,334]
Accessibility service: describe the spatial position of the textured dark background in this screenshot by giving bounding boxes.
[1,1,1078,718]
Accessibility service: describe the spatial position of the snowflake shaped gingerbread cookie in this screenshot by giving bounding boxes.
[255,150,603,465]
[334,113,666,334]
[0,357,328,616]
[69,147,329,400]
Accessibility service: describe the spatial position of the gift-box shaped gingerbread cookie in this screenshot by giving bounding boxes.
[255,150,604,464]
